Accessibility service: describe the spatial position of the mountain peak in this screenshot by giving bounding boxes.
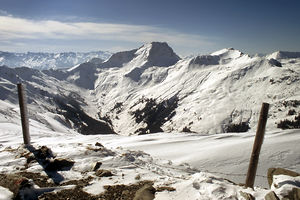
[102,42,180,70]
[122,42,180,82]
[267,51,300,60]
[136,42,180,67]
[211,48,243,59]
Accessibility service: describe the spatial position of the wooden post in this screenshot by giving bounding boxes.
[245,102,269,188]
[17,83,30,145]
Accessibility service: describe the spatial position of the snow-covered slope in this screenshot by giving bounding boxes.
[0,66,115,135]
[103,130,300,188]
[0,51,112,70]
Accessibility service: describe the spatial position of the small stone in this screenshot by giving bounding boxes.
[35,146,55,160]
[123,153,135,162]
[92,161,102,171]
[265,191,279,200]
[135,174,141,180]
[156,186,176,192]
[240,191,255,200]
[95,142,104,147]
[95,169,113,177]
[122,190,130,195]
[133,184,156,200]
[192,182,200,190]
[45,158,75,171]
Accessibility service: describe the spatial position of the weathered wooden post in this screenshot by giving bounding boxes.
[17,83,30,145]
[245,102,269,188]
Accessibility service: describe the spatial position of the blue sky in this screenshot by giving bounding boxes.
[0,0,299,55]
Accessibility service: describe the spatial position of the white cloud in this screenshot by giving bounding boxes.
[1,16,213,44]
[0,10,12,17]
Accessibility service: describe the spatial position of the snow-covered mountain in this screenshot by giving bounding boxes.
[0,42,300,136]
[91,43,300,135]
[0,51,112,70]
[267,51,300,60]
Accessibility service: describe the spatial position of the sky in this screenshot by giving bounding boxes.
[0,0,300,56]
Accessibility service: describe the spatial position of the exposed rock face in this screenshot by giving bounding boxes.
[131,96,179,134]
[268,58,282,67]
[144,42,180,67]
[189,55,220,66]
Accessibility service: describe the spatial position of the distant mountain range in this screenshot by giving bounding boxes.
[0,42,300,135]
[0,51,112,70]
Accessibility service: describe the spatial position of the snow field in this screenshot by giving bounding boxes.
[0,119,299,199]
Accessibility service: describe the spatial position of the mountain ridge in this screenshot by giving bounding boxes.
[266,50,300,60]
[0,50,112,70]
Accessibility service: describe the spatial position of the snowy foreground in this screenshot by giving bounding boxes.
[0,120,299,199]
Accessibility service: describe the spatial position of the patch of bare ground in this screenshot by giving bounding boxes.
[40,180,155,200]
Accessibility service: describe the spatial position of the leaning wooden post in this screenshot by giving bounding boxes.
[245,102,269,188]
[17,83,30,145]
